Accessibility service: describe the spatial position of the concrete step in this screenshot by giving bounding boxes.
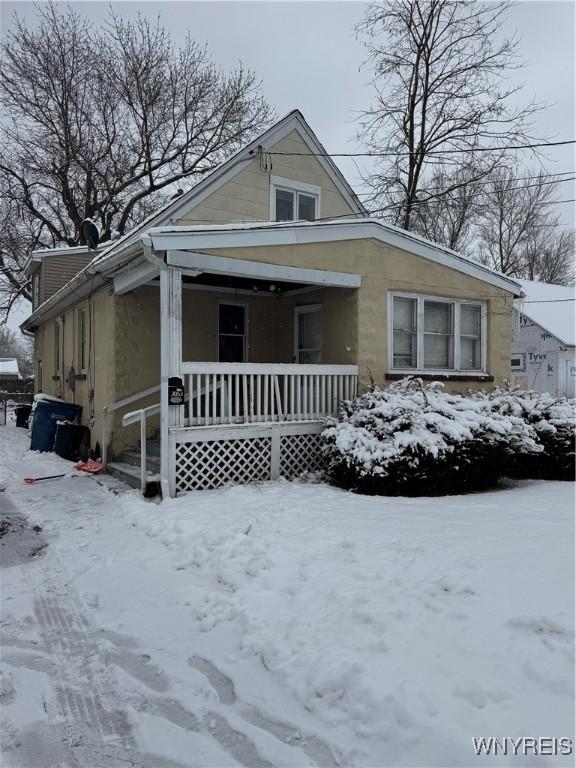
[144,440,161,457]
[107,462,160,496]
[120,450,161,473]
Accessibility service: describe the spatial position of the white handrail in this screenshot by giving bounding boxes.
[119,377,224,491]
[97,383,161,467]
[122,402,160,427]
[108,384,160,413]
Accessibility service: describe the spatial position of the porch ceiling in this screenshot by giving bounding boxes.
[152,272,310,296]
[165,249,361,289]
[178,272,309,295]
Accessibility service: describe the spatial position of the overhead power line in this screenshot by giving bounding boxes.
[355,170,576,197]
[523,298,576,303]
[263,139,576,159]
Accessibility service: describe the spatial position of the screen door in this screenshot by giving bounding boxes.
[294,305,322,363]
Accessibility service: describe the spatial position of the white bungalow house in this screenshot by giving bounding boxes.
[511,280,575,397]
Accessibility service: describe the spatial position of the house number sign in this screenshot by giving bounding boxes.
[168,376,185,405]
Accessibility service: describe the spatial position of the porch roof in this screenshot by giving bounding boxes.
[143,218,524,297]
[21,216,523,332]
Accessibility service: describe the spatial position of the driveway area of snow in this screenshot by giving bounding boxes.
[1,424,574,767]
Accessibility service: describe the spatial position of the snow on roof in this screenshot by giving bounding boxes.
[0,358,20,376]
[518,279,575,346]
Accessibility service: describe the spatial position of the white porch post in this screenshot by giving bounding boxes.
[160,266,183,497]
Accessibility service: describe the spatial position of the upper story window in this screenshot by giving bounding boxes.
[270,175,320,222]
[390,293,485,373]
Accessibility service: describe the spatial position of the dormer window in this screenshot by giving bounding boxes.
[271,176,320,222]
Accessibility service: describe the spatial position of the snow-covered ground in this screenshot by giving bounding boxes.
[1,425,574,767]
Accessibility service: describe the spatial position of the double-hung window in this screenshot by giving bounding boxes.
[271,176,320,222]
[390,293,485,373]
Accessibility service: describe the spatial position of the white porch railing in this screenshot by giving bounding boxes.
[181,363,358,427]
[101,363,357,495]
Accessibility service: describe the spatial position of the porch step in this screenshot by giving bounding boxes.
[120,449,161,473]
[144,439,161,457]
[107,462,160,495]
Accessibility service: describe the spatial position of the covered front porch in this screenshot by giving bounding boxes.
[110,242,361,496]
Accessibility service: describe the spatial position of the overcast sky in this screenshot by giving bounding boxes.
[2,0,575,330]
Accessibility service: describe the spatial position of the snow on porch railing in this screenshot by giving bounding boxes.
[181,363,358,426]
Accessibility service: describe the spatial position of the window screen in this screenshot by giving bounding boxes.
[392,297,417,368]
[423,301,453,369]
[275,189,294,221]
[460,304,481,370]
[298,194,316,221]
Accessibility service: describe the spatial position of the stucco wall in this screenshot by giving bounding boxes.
[32,236,514,457]
[177,129,356,224]
[31,289,116,451]
[201,239,514,392]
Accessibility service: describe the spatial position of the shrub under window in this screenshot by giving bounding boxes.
[322,378,543,496]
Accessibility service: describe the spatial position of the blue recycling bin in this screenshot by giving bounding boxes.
[30,399,82,453]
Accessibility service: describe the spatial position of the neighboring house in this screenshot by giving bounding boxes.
[21,110,523,496]
[0,358,21,384]
[511,279,575,397]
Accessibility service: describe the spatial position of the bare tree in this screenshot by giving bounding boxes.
[0,3,272,319]
[409,166,481,252]
[527,230,575,285]
[357,0,543,230]
[477,170,575,284]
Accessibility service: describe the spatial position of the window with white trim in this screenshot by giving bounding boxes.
[270,176,320,222]
[390,293,485,373]
[511,353,526,371]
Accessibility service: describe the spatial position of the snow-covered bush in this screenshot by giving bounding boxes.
[322,378,541,496]
[478,387,576,481]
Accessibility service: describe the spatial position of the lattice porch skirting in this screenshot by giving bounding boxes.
[172,421,326,492]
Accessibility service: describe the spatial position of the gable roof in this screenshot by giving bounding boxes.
[88,109,366,272]
[517,279,575,346]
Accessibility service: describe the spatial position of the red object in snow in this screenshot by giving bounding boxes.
[24,473,67,484]
[74,459,103,474]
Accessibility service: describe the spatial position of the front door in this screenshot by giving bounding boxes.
[294,305,322,363]
[219,303,247,362]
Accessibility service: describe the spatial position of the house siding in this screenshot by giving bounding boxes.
[40,253,93,304]
[177,129,357,224]
[512,309,576,396]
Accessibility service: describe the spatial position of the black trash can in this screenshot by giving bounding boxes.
[15,404,32,428]
[54,422,90,462]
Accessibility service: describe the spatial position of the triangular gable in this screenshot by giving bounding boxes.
[91,110,366,271]
[169,110,365,224]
